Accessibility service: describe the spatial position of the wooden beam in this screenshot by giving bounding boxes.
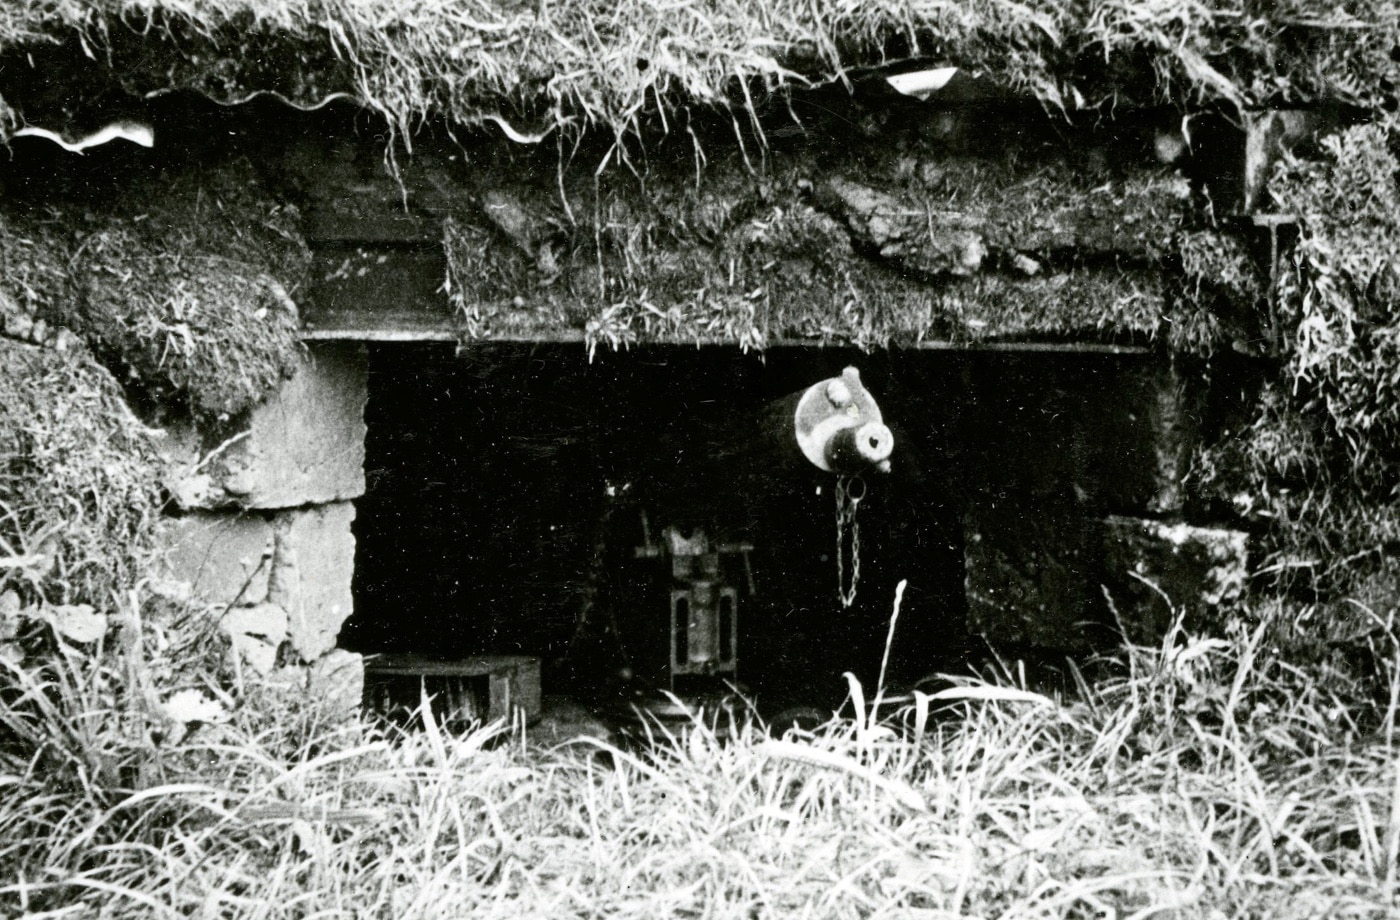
[300,238,1150,354]
[300,247,454,337]
[298,322,1148,354]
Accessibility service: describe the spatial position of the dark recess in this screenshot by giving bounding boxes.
[342,342,968,713]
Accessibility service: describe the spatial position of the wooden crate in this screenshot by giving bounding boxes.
[363,654,541,729]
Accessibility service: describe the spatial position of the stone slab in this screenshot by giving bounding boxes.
[159,512,276,607]
[1102,516,1249,645]
[225,342,367,509]
[269,501,358,662]
[162,343,367,511]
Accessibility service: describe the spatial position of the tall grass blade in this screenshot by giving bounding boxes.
[755,738,928,813]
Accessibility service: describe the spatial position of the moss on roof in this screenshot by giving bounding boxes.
[441,141,1200,349]
[0,3,1367,357]
[1,157,307,419]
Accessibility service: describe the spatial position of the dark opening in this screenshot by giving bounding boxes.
[673,595,690,667]
[719,594,734,665]
[341,343,969,715]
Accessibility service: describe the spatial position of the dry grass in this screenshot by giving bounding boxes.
[3,584,1400,919]
[2,1,1398,152]
[0,339,163,610]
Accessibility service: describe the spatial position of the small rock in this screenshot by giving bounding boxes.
[536,243,559,278]
[1154,130,1187,164]
[47,604,108,644]
[162,689,229,726]
[169,472,217,509]
[221,602,288,675]
[918,161,945,186]
[222,468,255,497]
[1012,253,1043,276]
[146,576,194,606]
[4,312,33,340]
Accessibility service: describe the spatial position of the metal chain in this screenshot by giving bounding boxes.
[836,474,864,608]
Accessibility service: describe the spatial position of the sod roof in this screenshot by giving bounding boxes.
[0,2,1394,146]
[0,3,1375,361]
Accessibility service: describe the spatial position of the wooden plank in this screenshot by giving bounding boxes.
[364,653,539,677]
[363,654,543,724]
[301,247,454,337]
[299,322,1147,354]
[914,340,1148,355]
[301,327,459,342]
[302,205,441,244]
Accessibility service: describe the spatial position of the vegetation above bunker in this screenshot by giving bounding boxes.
[0,1,1396,156]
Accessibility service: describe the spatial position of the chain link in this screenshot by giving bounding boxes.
[836,474,864,608]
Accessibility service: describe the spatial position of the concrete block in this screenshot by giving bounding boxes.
[224,342,367,509]
[269,501,357,662]
[1102,516,1248,644]
[159,512,276,607]
[160,343,367,511]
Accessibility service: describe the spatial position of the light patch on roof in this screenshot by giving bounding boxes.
[884,67,959,100]
[14,120,154,153]
[478,112,554,145]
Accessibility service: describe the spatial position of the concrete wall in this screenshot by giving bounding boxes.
[158,342,367,706]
